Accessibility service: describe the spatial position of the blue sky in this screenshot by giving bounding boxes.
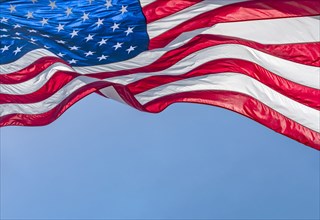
[1,94,319,219]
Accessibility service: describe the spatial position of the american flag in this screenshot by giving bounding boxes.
[0,0,319,150]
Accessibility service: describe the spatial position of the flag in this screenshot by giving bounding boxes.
[0,0,319,150]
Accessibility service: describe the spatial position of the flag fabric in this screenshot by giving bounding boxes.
[0,0,319,150]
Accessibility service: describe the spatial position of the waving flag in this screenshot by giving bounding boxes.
[0,0,319,150]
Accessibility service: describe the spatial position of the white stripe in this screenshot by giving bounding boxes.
[4,44,318,95]
[0,49,57,74]
[0,76,99,116]
[135,73,320,132]
[99,86,126,104]
[105,44,320,89]
[140,0,156,7]
[1,63,74,95]
[147,0,245,39]
[0,47,167,75]
[199,16,320,44]
[76,43,319,77]
[74,49,167,74]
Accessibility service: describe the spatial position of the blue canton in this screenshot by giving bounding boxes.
[0,0,149,66]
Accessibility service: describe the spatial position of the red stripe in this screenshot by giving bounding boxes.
[264,42,320,67]
[148,0,320,49]
[0,81,111,127]
[142,90,320,150]
[142,0,202,23]
[126,59,320,110]
[0,57,66,84]
[0,71,79,104]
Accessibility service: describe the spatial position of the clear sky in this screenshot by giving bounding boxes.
[1,94,319,219]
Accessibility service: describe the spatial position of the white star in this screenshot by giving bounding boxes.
[26,11,33,19]
[69,46,79,50]
[31,0,38,3]
[48,1,57,9]
[98,54,108,61]
[85,34,94,42]
[15,32,21,36]
[56,40,66,44]
[57,23,64,32]
[124,27,134,36]
[1,17,8,23]
[14,24,21,29]
[88,0,94,4]
[57,52,65,57]
[95,18,104,27]
[111,23,119,32]
[68,59,77,64]
[70,29,79,38]
[40,18,49,26]
[85,51,94,57]
[9,5,16,13]
[0,45,10,53]
[28,29,37,33]
[44,45,50,49]
[0,28,8,32]
[105,0,112,9]
[126,46,136,54]
[13,46,22,55]
[120,5,128,15]
[81,12,90,22]
[65,7,72,16]
[113,42,123,50]
[41,34,50,37]
[30,38,37,43]
[12,36,21,40]
[0,35,9,38]
[98,38,108,46]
